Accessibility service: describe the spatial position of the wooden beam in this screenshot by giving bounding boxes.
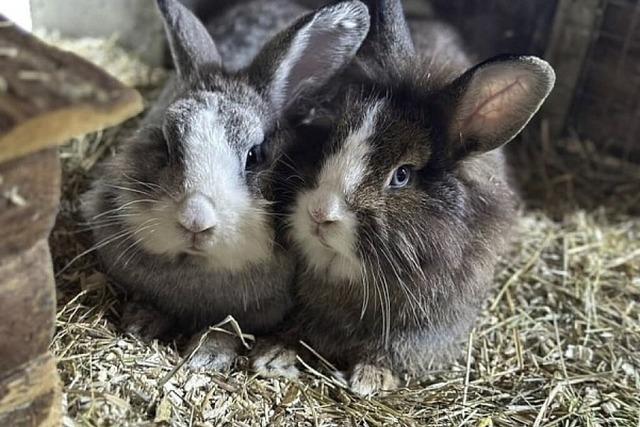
[0,354,61,427]
[0,149,60,369]
[0,149,61,426]
[0,15,145,426]
[0,15,144,163]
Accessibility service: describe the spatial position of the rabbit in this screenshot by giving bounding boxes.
[252,0,555,395]
[81,0,370,371]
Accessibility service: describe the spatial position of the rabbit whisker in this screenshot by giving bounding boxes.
[55,228,134,277]
[91,198,156,220]
[113,220,161,266]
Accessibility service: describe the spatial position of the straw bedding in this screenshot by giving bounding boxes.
[45,34,640,426]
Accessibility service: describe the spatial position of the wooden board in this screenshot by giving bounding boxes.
[0,14,145,425]
[0,15,144,163]
[569,0,640,160]
[0,354,61,427]
[0,150,61,426]
[0,149,59,368]
[0,148,60,259]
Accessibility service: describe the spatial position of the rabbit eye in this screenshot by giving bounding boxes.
[389,165,412,188]
[245,143,264,171]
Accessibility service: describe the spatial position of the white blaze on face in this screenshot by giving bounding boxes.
[317,100,383,202]
[291,101,384,281]
[126,98,273,272]
[182,107,240,197]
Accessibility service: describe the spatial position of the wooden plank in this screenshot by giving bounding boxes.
[0,148,60,259]
[0,14,146,426]
[0,150,61,426]
[0,149,60,370]
[0,14,144,163]
[0,354,61,427]
[571,0,640,159]
[0,238,57,373]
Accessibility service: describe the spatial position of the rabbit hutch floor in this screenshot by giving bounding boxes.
[42,34,640,426]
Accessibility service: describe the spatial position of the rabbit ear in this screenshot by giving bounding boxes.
[439,55,555,159]
[359,0,414,63]
[248,0,370,113]
[156,0,222,80]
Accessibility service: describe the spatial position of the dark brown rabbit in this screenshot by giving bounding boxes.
[253,0,555,395]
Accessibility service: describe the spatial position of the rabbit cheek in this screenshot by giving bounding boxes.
[123,198,187,256]
[290,188,361,281]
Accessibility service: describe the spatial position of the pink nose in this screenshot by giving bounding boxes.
[308,193,343,225]
[309,208,327,224]
[178,193,217,234]
[309,207,333,224]
[179,217,215,234]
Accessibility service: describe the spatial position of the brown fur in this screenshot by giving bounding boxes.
[258,0,554,394]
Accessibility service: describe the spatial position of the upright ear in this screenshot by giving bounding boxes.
[156,0,222,80]
[440,55,556,159]
[358,0,415,63]
[248,0,370,113]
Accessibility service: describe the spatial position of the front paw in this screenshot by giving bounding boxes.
[251,342,299,379]
[349,363,399,397]
[121,301,173,341]
[186,331,240,372]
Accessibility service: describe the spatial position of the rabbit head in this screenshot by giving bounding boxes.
[290,0,555,307]
[291,56,555,282]
[106,0,370,272]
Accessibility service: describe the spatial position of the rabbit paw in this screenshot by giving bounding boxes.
[121,302,173,341]
[251,343,299,379]
[350,363,399,397]
[186,331,240,372]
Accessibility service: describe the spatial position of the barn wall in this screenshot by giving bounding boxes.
[428,0,559,59]
[570,0,640,159]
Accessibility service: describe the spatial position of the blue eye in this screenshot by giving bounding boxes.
[389,165,412,188]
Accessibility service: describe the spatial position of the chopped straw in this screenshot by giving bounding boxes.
[46,34,640,426]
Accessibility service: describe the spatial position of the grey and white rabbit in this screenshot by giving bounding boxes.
[81,0,370,370]
[254,0,555,394]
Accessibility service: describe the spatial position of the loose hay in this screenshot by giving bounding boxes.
[46,35,640,426]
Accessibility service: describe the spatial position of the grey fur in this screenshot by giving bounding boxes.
[158,0,222,79]
[358,0,415,64]
[207,0,307,72]
[262,0,555,394]
[81,0,370,362]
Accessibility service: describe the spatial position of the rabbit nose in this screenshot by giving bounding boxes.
[178,193,217,234]
[308,193,343,224]
[309,208,334,225]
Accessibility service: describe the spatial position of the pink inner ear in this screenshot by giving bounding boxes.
[458,70,534,140]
